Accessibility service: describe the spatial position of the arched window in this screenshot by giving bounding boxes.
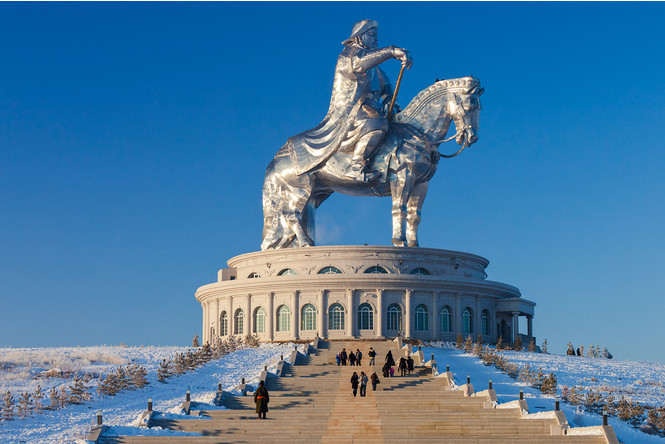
[276,305,290,332]
[463,307,473,334]
[220,311,228,336]
[387,303,402,331]
[234,309,244,335]
[277,268,298,276]
[329,303,345,330]
[410,267,431,275]
[301,304,316,331]
[481,310,490,336]
[440,306,452,332]
[358,303,374,330]
[248,272,260,278]
[364,265,389,274]
[318,266,342,274]
[253,307,265,334]
[415,304,429,331]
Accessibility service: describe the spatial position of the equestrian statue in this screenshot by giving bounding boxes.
[261,20,483,250]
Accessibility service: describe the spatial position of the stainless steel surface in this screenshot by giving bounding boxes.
[261,21,482,250]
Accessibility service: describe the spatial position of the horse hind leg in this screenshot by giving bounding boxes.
[390,170,414,247]
[406,182,428,247]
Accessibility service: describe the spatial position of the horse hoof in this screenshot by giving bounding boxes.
[392,239,405,247]
[407,242,419,247]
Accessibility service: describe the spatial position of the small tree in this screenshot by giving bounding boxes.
[2,391,15,421]
[17,392,32,419]
[496,336,504,350]
[541,338,548,354]
[157,359,171,383]
[463,335,474,353]
[33,385,44,414]
[98,372,119,397]
[129,363,149,389]
[58,386,69,409]
[540,373,557,395]
[115,365,130,391]
[527,338,536,352]
[566,342,575,356]
[192,333,200,348]
[455,333,464,349]
[68,373,90,404]
[513,335,522,351]
[49,386,61,410]
[201,343,213,362]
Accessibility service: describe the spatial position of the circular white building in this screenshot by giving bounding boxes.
[196,245,535,345]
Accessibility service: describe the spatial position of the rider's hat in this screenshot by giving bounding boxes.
[342,19,379,46]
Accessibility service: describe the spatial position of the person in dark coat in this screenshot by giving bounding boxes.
[254,380,269,419]
[398,357,407,376]
[340,348,348,365]
[336,353,341,366]
[350,371,359,397]
[385,350,395,367]
[370,372,380,391]
[382,362,390,378]
[349,350,356,366]
[406,355,414,374]
[356,349,363,366]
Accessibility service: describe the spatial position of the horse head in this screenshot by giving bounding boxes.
[394,76,483,150]
[447,77,483,148]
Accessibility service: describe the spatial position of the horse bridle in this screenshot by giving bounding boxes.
[402,92,478,158]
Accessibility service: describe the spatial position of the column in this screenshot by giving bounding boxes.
[291,291,299,339]
[376,289,384,338]
[317,290,326,338]
[267,292,274,341]
[454,293,461,336]
[475,295,481,339]
[346,289,354,338]
[246,294,252,336]
[527,315,533,338]
[431,291,439,340]
[202,302,208,344]
[405,289,412,339]
[229,297,234,335]
[512,311,520,342]
[215,299,220,341]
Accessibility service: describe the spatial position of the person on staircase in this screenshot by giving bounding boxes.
[336,352,341,366]
[382,361,390,378]
[370,371,380,391]
[398,357,408,376]
[385,350,395,376]
[350,371,359,397]
[356,349,363,366]
[360,371,368,397]
[349,350,357,366]
[406,355,414,374]
[368,347,376,366]
[254,380,269,420]
[340,348,348,366]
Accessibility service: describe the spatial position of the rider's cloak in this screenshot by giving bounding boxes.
[285,45,393,175]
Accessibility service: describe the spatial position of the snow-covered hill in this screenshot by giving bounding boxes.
[1,342,663,443]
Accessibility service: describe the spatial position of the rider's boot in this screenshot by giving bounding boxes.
[345,131,383,182]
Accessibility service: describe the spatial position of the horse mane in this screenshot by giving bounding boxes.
[394,76,480,125]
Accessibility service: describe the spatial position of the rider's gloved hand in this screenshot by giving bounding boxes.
[392,47,413,70]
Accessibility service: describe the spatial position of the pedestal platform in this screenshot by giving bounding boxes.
[196,246,535,344]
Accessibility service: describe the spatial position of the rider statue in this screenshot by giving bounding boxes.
[286,20,413,181]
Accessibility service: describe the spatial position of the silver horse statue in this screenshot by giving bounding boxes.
[261,76,483,250]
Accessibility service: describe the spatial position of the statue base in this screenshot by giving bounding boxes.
[196,245,535,344]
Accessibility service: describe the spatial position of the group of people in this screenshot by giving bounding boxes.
[344,347,417,396]
[336,347,364,366]
[350,370,382,396]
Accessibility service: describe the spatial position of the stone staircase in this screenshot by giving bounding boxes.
[99,339,619,443]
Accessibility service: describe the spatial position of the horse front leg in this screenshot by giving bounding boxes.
[390,170,414,247]
[406,182,428,247]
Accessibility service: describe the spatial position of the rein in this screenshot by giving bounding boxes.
[402,125,468,159]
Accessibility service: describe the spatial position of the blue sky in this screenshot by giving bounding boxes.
[1,3,664,363]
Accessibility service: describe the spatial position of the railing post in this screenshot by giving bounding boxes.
[148,398,152,412]
[96,411,102,426]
